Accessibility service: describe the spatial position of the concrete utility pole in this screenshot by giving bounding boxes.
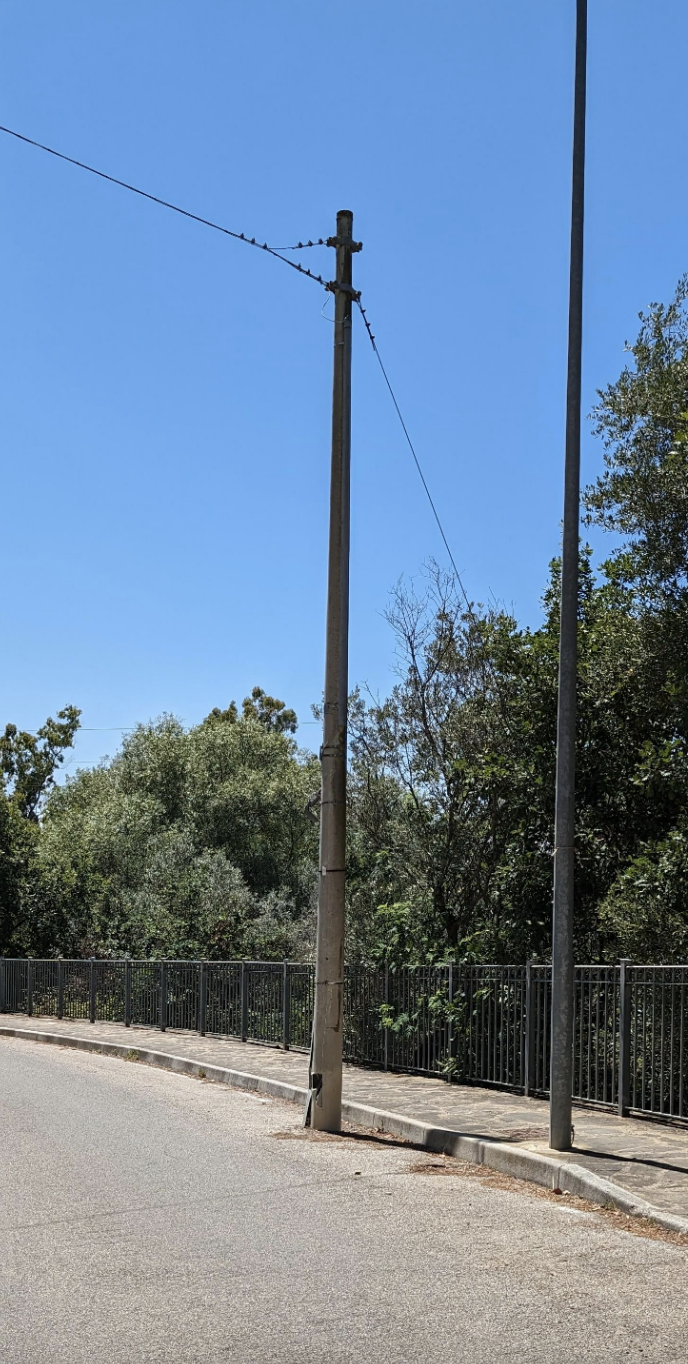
[309,210,360,1132]
[550,0,587,1152]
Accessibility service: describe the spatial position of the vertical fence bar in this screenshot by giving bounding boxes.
[659,973,666,1115]
[241,962,248,1042]
[464,967,472,1081]
[669,973,675,1118]
[383,964,389,1072]
[680,976,685,1120]
[124,961,132,1027]
[534,973,542,1090]
[586,971,592,1099]
[27,960,34,1017]
[57,961,64,1019]
[199,962,207,1037]
[159,962,167,1032]
[594,973,600,1102]
[618,959,631,1117]
[282,962,291,1050]
[524,961,535,1096]
[89,959,96,1023]
[650,974,656,1112]
[447,963,454,1083]
[0,959,5,1015]
[600,976,606,1102]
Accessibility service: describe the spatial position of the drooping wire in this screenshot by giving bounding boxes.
[355,300,514,728]
[2,122,481,630]
[0,124,330,288]
[356,299,469,607]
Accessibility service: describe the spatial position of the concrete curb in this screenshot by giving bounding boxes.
[3,1024,688,1238]
[341,1099,688,1236]
[0,1026,309,1106]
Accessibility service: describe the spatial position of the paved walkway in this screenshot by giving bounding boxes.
[3,1013,688,1220]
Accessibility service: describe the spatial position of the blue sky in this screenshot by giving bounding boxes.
[2,2,687,775]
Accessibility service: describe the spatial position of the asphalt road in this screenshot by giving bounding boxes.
[1,1038,686,1363]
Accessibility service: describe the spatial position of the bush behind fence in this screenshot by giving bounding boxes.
[2,957,688,1126]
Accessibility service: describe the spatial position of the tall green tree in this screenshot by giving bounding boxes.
[34,693,319,959]
[586,276,688,604]
[0,707,80,954]
[0,707,81,819]
[584,278,688,957]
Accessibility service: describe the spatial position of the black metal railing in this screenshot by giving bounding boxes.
[2,957,688,1126]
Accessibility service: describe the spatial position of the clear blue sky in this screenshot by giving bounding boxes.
[2,2,687,774]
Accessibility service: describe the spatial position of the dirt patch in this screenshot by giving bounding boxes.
[500,1126,550,1142]
[271,1122,421,1149]
[272,1126,688,1247]
[408,1154,688,1248]
[272,1130,348,1144]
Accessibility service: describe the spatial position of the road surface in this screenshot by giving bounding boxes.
[0,1036,686,1362]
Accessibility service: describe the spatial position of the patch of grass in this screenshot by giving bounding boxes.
[198,1067,206,1079]
[124,1049,140,1062]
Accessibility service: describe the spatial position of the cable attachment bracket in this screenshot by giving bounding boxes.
[326,281,361,300]
[326,236,363,251]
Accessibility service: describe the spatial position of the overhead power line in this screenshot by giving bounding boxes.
[355,305,512,727]
[0,124,329,287]
[1,122,464,585]
[355,300,469,603]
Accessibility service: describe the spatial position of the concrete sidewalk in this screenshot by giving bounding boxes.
[3,1013,688,1228]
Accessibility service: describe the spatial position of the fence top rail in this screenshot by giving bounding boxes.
[463,963,527,970]
[6,957,688,971]
[574,965,620,974]
[4,958,531,971]
[627,964,688,972]
[1,957,312,967]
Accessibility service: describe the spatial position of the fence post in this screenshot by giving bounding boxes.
[124,961,132,1027]
[447,963,454,1084]
[618,959,632,1118]
[0,959,5,1015]
[384,964,389,1071]
[462,967,470,1080]
[159,962,167,1032]
[26,960,34,1017]
[524,961,535,1096]
[199,962,207,1037]
[57,961,64,1020]
[241,962,248,1042]
[89,958,96,1024]
[282,961,291,1050]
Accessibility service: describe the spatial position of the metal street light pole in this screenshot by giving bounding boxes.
[550,0,588,1152]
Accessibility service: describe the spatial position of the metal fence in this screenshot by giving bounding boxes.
[2,957,688,1126]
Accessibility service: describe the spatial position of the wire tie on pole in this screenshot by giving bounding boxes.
[326,281,361,300]
[326,236,363,251]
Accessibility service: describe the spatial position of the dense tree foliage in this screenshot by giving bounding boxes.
[0,709,80,954]
[1,697,319,959]
[3,282,688,964]
[343,279,688,963]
